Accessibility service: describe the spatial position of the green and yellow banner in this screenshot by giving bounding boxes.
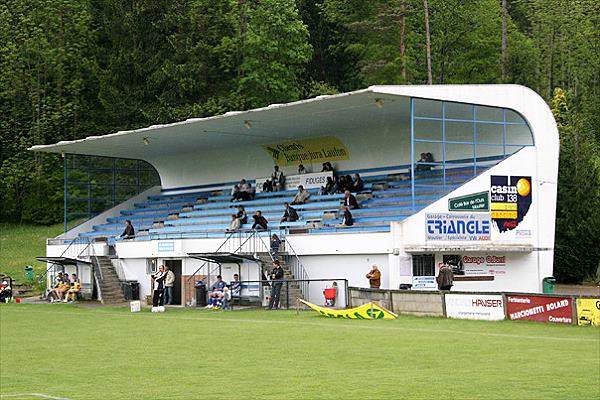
[299,299,397,319]
[262,136,349,166]
[576,298,600,326]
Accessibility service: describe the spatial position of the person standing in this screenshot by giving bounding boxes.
[268,260,284,310]
[366,265,381,289]
[271,166,285,191]
[151,265,167,309]
[164,266,175,305]
[436,263,454,291]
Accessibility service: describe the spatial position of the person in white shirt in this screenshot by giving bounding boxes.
[164,266,176,305]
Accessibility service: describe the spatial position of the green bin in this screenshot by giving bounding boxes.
[542,277,556,294]
[24,265,34,282]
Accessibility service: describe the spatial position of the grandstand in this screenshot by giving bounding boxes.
[29,85,559,306]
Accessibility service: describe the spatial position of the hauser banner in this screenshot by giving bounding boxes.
[445,294,505,320]
[490,175,532,233]
[506,295,573,324]
[263,136,349,166]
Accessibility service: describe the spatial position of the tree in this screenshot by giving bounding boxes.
[238,0,313,107]
[423,0,432,84]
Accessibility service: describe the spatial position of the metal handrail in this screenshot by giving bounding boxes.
[279,238,310,299]
[39,238,92,290]
[185,231,236,284]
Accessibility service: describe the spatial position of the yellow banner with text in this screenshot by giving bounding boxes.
[262,136,349,167]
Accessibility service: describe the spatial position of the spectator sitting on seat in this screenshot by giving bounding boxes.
[352,173,364,192]
[58,274,71,302]
[280,202,299,223]
[336,175,347,193]
[236,205,247,224]
[47,271,63,302]
[239,179,255,200]
[0,280,12,303]
[231,184,252,202]
[343,190,360,209]
[63,274,81,303]
[322,162,334,172]
[291,185,310,205]
[338,206,354,227]
[262,179,273,193]
[206,275,227,309]
[321,176,337,195]
[297,164,307,174]
[229,274,241,297]
[227,214,241,232]
[271,166,285,191]
[120,219,135,238]
[415,152,433,172]
[252,211,268,230]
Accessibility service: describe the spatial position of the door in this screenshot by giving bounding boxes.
[164,259,182,305]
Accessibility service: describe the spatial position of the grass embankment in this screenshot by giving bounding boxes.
[1,305,598,400]
[0,223,63,281]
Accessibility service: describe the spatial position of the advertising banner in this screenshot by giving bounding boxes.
[426,213,491,241]
[412,276,436,289]
[506,295,573,324]
[299,299,397,319]
[255,171,333,193]
[445,294,505,320]
[263,136,349,166]
[448,191,489,212]
[490,175,532,233]
[576,298,600,326]
[461,255,507,276]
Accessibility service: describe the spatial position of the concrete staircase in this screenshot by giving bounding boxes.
[93,256,126,304]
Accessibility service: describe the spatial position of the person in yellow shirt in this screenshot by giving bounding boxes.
[63,274,81,302]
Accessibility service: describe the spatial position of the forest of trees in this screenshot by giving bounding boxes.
[1,0,598,282]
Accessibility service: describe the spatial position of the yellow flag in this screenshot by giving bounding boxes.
[299,299,397,319]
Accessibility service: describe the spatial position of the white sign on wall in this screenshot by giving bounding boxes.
[462,255,507,276]
[412,276,436,289]
[256,171,332,193]
[445,294,505,320]
[426,213,491,241]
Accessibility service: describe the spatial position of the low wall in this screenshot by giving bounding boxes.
[349,287,444,317]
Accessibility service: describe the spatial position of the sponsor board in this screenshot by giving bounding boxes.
[506,295,573,324]
[157,241,175,253]
[448,191,489,212]
[263,136,349,166]
[412,276,436,289]
[576,298,600,326]
[445,294,505,320]
[462,255,507,276]
[490,175,532,233]
[299,299,397,319]
[255,171,333,193]
[426,213,491,241]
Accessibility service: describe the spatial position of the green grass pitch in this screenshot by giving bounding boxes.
[1,305,598,399]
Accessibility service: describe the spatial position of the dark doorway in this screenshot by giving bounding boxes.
[164,259,182,305]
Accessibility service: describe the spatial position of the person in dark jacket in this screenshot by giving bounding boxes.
[268,260,285,309]
[352,173,364,192]
[120,220,135,238]
[343,190,360,209]
[236,205,248,224]
[339,206,354,226]
[436,264,454,290]
[251,211,268,230]
[280,202,299,223]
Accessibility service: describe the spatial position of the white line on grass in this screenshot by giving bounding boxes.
[2,307,598,343]
[0,394,72,400]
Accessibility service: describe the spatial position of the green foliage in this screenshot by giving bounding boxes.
[239,0,313,107]
[0,0,599,282]
[551,89,600,283]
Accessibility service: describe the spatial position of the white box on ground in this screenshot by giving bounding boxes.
[130,300,141,313]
